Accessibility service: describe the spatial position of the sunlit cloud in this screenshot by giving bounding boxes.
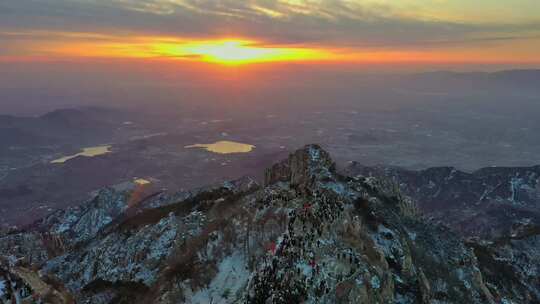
[102,0,540,25]
[5,30,538,65]
[152,39,332,64]
[0,0,539,64]
[3,32,338,64]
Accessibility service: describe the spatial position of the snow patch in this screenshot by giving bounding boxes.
[189,252,249,304]
[510,177,524,204]
[370,276,380,289]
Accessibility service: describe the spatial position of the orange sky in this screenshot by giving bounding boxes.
[3,32,540,65]
[1,1,540,66]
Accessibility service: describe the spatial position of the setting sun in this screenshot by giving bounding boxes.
[153,39,330,65]
[23,35,336,65]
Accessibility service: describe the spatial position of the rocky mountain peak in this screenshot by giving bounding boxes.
[264,144,336,188]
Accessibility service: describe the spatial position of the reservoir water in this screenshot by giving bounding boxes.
[51,145,112,164]
[185,141,255,154]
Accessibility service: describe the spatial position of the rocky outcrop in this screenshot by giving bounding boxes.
[0,145,538,303]
[38,188,130,246]
[265,144,336,188]
[0,232,49,266]
[467,221,540,303]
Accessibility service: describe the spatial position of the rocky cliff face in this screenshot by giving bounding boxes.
[344,163,540,239]
[1,145,539,303]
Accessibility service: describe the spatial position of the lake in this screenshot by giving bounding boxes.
[51,145,112,164]
[185,141,255,154]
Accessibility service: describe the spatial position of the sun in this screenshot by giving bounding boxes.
[154,39,328,65]
[33,36,338,64]
[185,40,286,64]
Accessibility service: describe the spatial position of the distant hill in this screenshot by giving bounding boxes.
[490,69,540,88]
[393,69,540,94]
[0,107,127,148]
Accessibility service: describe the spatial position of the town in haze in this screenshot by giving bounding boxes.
[1,1,539,303]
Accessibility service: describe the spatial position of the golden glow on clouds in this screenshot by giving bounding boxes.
[17,34,336,64]
[2,1,539,65]
[2,30,539,65]
[153,39,331,64]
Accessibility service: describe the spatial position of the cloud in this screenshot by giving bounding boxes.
[1,0,539,58]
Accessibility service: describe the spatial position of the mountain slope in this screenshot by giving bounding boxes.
[344,163,540,238]
[0,145,538,303]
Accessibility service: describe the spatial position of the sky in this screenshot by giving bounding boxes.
[1,0,540,65]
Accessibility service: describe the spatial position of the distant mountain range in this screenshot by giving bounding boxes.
[390,69,540,94]
[414,69,540,84]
